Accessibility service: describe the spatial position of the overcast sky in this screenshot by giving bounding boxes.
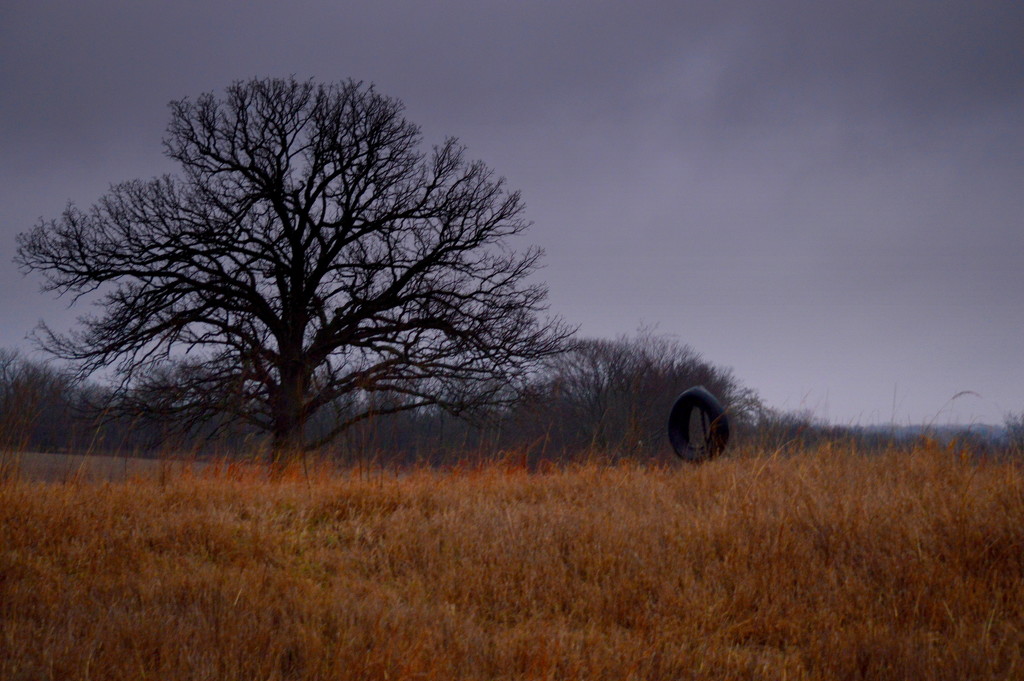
[2,0,1022,425]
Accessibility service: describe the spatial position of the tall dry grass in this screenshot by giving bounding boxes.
[2,444,1023,680]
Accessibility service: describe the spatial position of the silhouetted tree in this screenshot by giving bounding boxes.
[17,77,573,458]
[0,349,79,451]
[532,330,760,456]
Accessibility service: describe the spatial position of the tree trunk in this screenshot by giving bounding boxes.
[271,363,307,463]
[270,420,304,463]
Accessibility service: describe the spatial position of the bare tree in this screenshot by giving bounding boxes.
[538,330,760,455]
[16,77,574,457]
[0,349,78,452]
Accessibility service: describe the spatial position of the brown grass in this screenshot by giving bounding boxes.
[2,444,1023,680]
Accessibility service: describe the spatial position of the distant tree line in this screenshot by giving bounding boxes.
[2,333,1017,465]
[0,331,749,463]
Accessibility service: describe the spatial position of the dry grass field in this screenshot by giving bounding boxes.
[2,444,1023,680]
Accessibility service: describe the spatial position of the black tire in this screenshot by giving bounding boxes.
[667,386,730,461]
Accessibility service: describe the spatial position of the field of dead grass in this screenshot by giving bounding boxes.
[2,444,1023,680]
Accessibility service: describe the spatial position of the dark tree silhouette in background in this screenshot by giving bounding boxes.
[0,349,74,452]
[535,330,761,454]
[17,77,573,457]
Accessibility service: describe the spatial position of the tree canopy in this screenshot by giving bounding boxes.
[17,77,574,456]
